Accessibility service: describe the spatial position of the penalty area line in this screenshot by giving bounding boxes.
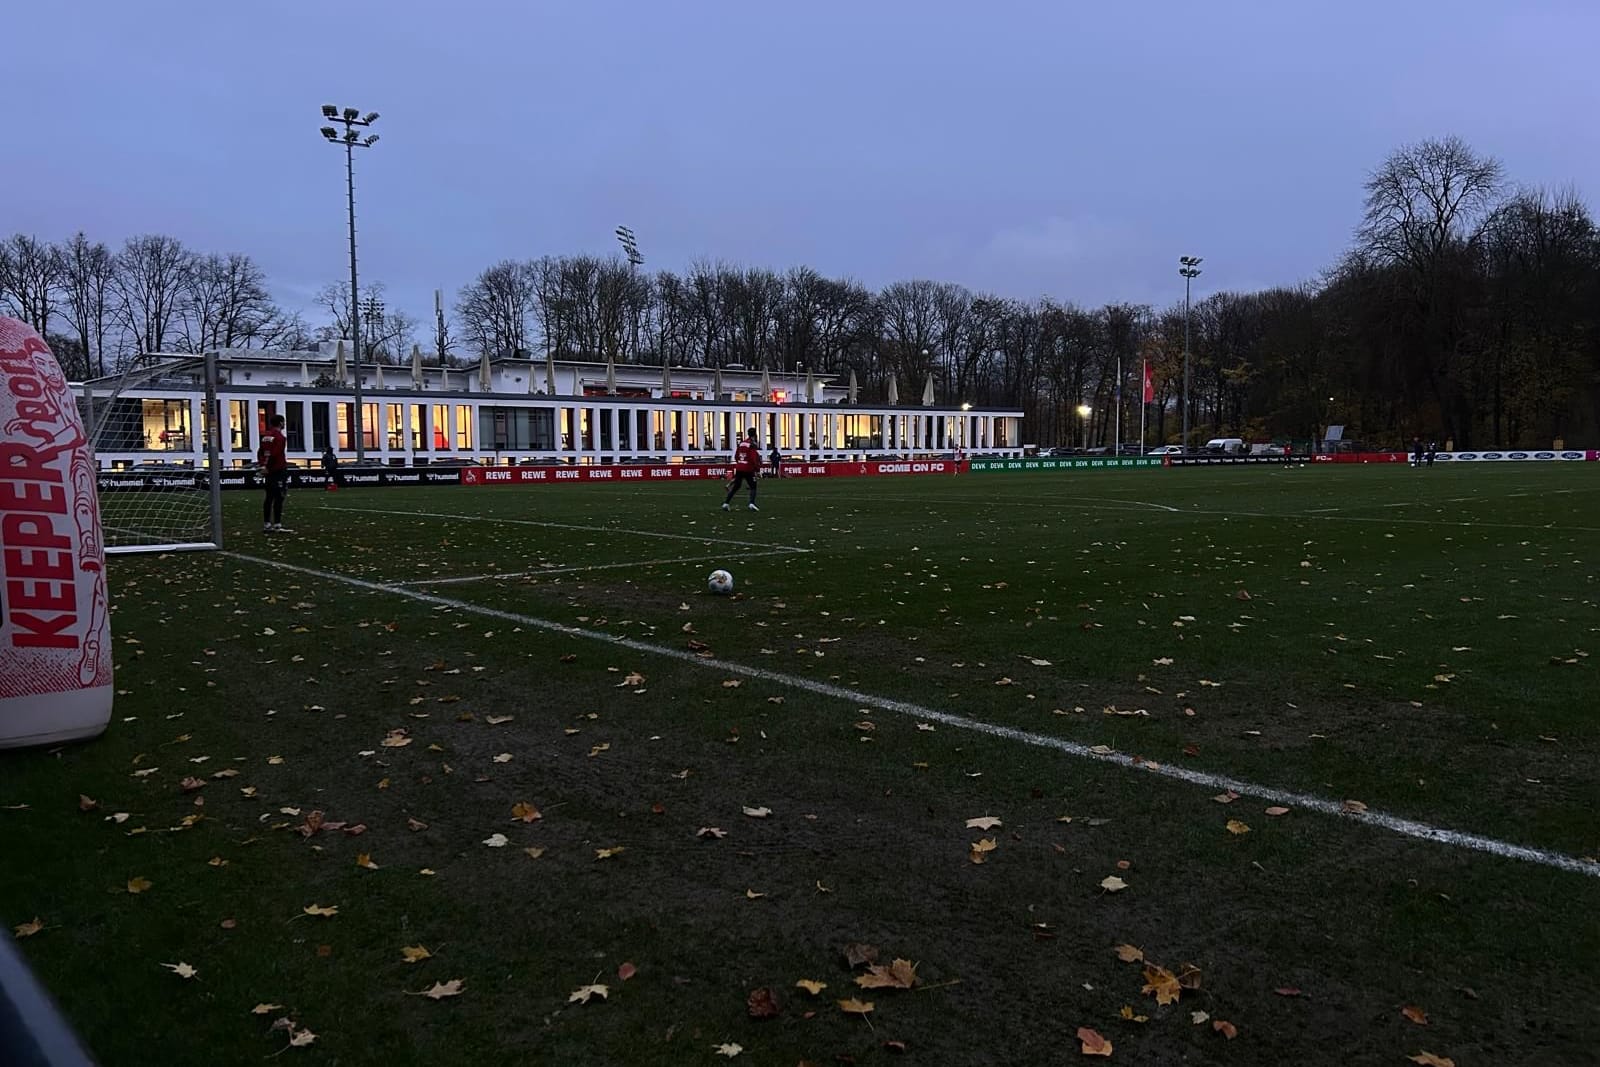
[226,549,1599,881]
[398,548,805,587]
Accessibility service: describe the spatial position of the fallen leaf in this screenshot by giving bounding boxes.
[492,753,513,764]
[523,846,546,859]
[1274,987,1302,997]
[401,945,432,964]
[742,806,772,818]
[747,986,780,1019]
[161,961,198,979]
[1213,1019,1238,1039]
[795,979,827,995]
[485,715,514,725]
[843,943,879,968]
[1100,875,1128,893]
[355,853,379,870]
[13,918,43,939]
[617,961,636,981]
[1190,1010,1210,1024]
[965,815,1003,830]
[416,979,465,1000]
[1119,1004,1149,1023]
[744,889,766,900]
[696,827,728,839]
[1265,806,1290,817]
[179,776,206,793]
[482,833,509,848]
[1402,1004,1429,1026]
[1342,799,1368,814]
[1225,819,1251,835]
[856,959,917,990]
[713,1044,742,1058]
[1113,944,1143,963]
[78,795,98,812]
[1077,1026,1113,1056]
[126,877,153,894]
[301,904,338,918]
[1408,1054,1455,1067]
[380,731,412,748]
[251,1003,284,1014]
[595,846,625,860]
[510,802,541,823]
[837,997,875,1015]
[287,1029,317,1048]
[407,817,428,832]
[1142,965,1181,1005]
[568,983,608,1004]
[1212,791,1239,804]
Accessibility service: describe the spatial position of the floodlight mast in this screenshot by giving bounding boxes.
[318,104,381,460]
[1178,256,1203,449]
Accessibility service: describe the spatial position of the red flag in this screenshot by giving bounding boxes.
[1142,361,1154,404]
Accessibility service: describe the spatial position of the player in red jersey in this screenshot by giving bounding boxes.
[257,414,291,533]
[722,427,761,512]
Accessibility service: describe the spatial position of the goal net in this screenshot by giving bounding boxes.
[81,352,223,554]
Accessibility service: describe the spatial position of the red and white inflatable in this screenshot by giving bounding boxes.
[0,317,112,748]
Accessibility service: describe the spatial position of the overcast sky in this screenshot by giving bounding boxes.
[9,1,1599,326]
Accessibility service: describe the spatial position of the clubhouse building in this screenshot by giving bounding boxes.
[81,345,1025,470]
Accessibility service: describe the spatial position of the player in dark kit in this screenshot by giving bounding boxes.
[258,414,292,533]
[722,428,761,512]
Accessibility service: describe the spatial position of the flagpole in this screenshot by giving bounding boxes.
[1139,357,1146,456]
[1114,355,1122,456]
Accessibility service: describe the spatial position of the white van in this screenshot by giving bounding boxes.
[1204,437,1246,455]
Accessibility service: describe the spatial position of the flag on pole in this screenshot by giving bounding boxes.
[1142,361,1155,404]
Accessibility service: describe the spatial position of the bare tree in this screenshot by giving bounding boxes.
[60,233,115,377]
[178,252,280,351]
[0,234,64,337]
[457,260,535,358]
[112,235,194,354]
[1358,136,1505,275]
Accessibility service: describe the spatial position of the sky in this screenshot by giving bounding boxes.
[8,1,1600,328]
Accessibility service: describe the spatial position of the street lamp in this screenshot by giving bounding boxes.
[1179,256,1202,451]
[320,104,381,460]
[1076,403,1092,452]
[615,226,643,361]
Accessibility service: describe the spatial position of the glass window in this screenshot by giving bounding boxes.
[386,404,404,451]
[285,403,305,451]
[228,399,250,452]
[455,405,472,449]
[431,405,451,450]
[311,402,329,451]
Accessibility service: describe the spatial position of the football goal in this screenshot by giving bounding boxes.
[81,352,224,554]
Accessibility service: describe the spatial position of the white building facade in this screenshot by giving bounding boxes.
[83,349,1024,469]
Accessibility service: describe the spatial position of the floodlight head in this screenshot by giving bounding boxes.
[344,129,359,142]
[363,112,379,123]
[1076,404,1092,417]
[363,134,379,146]
[343,107,359,120]
[321,104,338,118]
[320,127,338,140]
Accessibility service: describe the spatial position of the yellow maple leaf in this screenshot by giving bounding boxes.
[1119,1004,1149,1023]
[855,959,918,989]
[415,979,465,1000]
[1142,964,1181,1005]
[126,877,153,894]
[400,945,432,964]
[250,1003,284,1015]
[795,979,827,995]
[161,961,198,979]
[1225,819,1251,835]
[509,802,542,824]
[595,846,625,860]
[1113,943,1144,963]
[355,853,379,870]
[301,904,338,918]
[13,918,43,938]
[836,997,874,1014]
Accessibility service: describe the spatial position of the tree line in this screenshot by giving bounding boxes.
[6,136,1597,448]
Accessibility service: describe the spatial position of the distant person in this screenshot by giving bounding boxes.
[1427,441,1438,467]
[1411,436,1424,467]
[722,428,761,512]
[258,414,291,533]
[768,445,782,479]
[321,445,341,488]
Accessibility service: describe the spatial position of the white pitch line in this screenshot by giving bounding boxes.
[399,548,803,586]
[227,550,1600,880]
[317,505,812,554]
[820,493,1180,514]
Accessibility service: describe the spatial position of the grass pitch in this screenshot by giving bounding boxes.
[3,464,1597,1065]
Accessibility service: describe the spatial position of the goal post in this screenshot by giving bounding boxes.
[84,351,225,554]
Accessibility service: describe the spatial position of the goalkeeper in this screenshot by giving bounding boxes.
[257,414,291,533]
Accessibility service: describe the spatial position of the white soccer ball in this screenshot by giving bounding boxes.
[707,569,734,596]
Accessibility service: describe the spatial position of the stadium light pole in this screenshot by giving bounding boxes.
[1179,256,1202,451]
[615,226,643,360]
[321,105,380,461]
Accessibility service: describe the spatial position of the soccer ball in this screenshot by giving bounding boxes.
[707,569,734,596]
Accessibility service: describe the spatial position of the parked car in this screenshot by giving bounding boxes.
[1147,445,1184,456]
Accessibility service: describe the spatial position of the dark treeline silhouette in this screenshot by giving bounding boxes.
[5,137,1597,447]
